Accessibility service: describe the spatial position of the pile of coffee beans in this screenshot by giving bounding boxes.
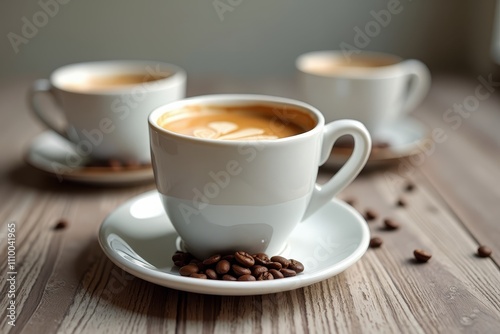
[172,251,304,281]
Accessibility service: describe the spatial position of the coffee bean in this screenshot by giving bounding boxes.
[405,182,416,192]
[477,245,492,258]
[54,219,68,230]
[232,264,251,276]
[172,250,305,281]
[257,272,274,280]
[234,251,255,267]
[344,198,356,207]
[173,254,192,267]
[202,254,221,266]
[251,265,268,276]
[369,237,383,248]
[266,262,282,270]
[253,253,270,265]
[222,254,235,262]
[215,259,231,274]
[179,264,199,276]
[108,159,123,171]
[365,209,378,221]
[190,273,207,279]
[270,256,290,269]
[413,249,432,263]
[396,198,407,207]
[205,268,218,280]
[288,259,304,273]
[268,269,284,279]
[373,141,390,149]
[280,268,297,277]
[172,251,188,263]
[222,274,237,281]
[238,274,256,281]
[383,218,400,230]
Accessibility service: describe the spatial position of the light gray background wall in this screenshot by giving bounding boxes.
[0,0,497,79]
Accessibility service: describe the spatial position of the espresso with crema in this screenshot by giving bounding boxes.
[158,104,316,140]
[304,56,398,76]
[63,73,168,93]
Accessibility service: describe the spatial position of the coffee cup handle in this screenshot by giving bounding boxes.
[29,79,69,139]
[400,60,431,114]
[302,120,371,220]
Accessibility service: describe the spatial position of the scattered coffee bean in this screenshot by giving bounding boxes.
[179,264,199,276]
[413,249,432,263]
[405,182,415,192]
[205,268,218,280]
[53,219,68,230]
[280,268,297,277]
[215,259,231,275]
[202,254,221,266]
[257,272,275,280]
[383,218,400,231]
[107,159,123,171]
[344,198,356,207]
[253,253,270,265]
[268,269,284,279]
[232,264,251,276]
[477,245,492,258]
[123,159,140,168]
[364,209,378,221]
[373,141,390,149]
[251,265,268,276]
[369,237,383,248]
[172,251,305,281]
[396,198,407,207]
[238,274,256,281]
[235,251,255,267]
[270,256,290,269]
[267,262,282,270]
[288,259,304,273]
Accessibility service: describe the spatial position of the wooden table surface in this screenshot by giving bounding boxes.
[1,73,499,334]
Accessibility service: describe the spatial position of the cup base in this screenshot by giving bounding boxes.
[175,236,291,259]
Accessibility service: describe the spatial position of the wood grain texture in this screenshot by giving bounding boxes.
[1,76,500,334]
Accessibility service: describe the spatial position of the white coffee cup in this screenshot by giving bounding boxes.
[296,51,431,134]
[149,94,371,259]
[29,60,186,163]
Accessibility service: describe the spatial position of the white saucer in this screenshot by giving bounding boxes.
[25,131,154,185]
[98,190,369,296]
[325,117,429,169]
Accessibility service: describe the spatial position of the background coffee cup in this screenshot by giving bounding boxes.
[296,51,431,135]
[149,94,371,259]
[29,60,186,163]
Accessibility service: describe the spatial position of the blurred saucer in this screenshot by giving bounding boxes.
[25,131,154,185]
[325,117,429,169]
[98,190,369,296]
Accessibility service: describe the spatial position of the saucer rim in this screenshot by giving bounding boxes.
[325,117,429,167]
[98,190,370,296]
[25,131,154,185]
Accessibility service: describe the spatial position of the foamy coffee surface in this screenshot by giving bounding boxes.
[62,74,167,93]
[158,105,315,140]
